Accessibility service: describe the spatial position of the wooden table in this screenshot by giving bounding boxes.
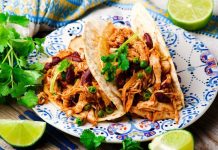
[0,94,217,149]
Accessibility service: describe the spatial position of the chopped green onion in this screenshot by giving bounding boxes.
[84,104,92,111]
[133,57,139,64]
[143,90,152,101]
[140,60,148,68]
[98,110,105,118]
[88,86,96,94]
[105,107,114,114]
[145,66,152,74]
[137,72,144,79]
[76,118,83,126]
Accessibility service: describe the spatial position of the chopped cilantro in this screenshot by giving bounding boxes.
[121,137,143,150]
[133,57,139,64]
[75,118,83,126]
[88,86,97,94]
[101,33,138,81]
[80,129,105,150]
[0,13,45,108]
[137,72,144,79]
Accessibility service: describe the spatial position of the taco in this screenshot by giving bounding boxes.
[37,37,125,125]
[83,3,184,122]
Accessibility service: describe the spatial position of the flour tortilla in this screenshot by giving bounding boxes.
[131,3,184,109]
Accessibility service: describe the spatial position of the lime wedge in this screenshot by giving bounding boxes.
[0,119,46,147]
[148,130,194,150]
[168,0,213,30]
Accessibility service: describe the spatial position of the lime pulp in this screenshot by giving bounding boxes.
[148,130,194,150]
[0,119,46,147]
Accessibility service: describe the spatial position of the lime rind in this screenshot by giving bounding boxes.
[0,120,46,147]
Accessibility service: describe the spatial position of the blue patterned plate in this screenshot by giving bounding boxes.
[32,15,218,143]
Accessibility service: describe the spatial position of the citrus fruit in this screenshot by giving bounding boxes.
[0,119,46,147]
[148,130,194,150]
[168,0,213,30]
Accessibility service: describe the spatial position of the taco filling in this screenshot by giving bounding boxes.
[38,38,125,125]
[98,24,183,122]
[83,4,184,123]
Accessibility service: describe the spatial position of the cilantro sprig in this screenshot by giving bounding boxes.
[80,129,106,150]
[0,13,45,107]
[121,138,143,150]
[101,33,138,81]
[80,129,143,150]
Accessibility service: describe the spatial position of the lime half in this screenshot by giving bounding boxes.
[148,130,194,150]
[0,119,46,147]
[168,0,213,30]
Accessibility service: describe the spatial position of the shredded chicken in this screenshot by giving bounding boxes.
[72,94,88,114]
[38,50,116,125]
[149,48,161,90]
[130,106,153,120]
[132,41,149,62]
[87,109,97,125]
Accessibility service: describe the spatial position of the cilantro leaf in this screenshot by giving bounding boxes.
[11,82,26,98]
[80,129,105,150]
[18,90,38,108]
[13,68,42,85]
[93,136,106,148]
[118,53,129,71]
[11,39,35,57]
[34,38,45,53]
[18,56,28,67]
[101,33,137,81]
[121,138,143,150]
[0,84,10,96]
[0,13,7,24]
[8,28,20,39]
[0,63,12,83]
[75,118,83,126]
[50,59,70,93]
[8,15,29,27]
[0,25,10,48]
[29,62,44,71]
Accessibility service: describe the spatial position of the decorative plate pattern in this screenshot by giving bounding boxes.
[32,15,218,143]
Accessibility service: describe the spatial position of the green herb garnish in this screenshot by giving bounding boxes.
[121,137,143,150]
[101,33,138,81]
[75,117,83,126]
[50,59,70,94]
[84,104,92,111]
[133,57,139,64]
[80,129,105,150]
[137,72,144,79]
[0,13,45,107]
[88,86,97,94]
